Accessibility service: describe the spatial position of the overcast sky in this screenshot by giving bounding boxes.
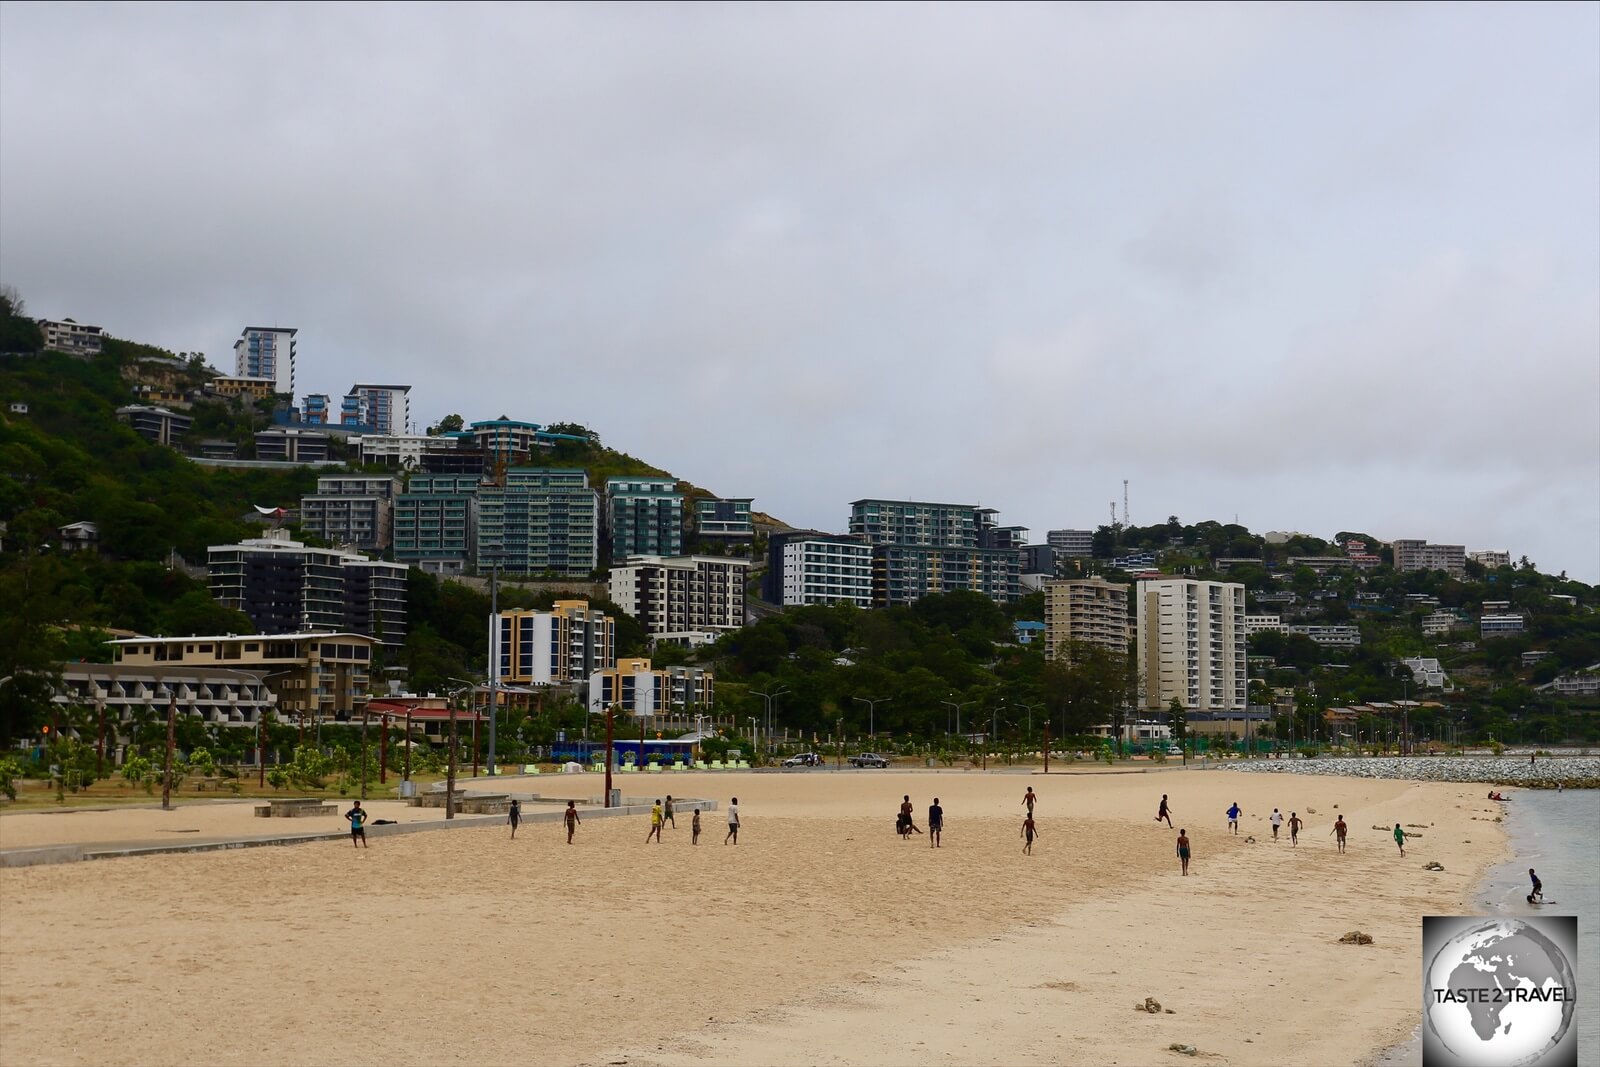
[3,3,1596,580]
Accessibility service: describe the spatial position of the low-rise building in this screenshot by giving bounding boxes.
[1421,610,1466,636]
[1401,656,1449,688]
[58,521,100,553]
[1243,614,1284,635]
[1543,673,1599,697]
[255,428,331,463]
[116,404,191,447]
[107,632,375,725]
[40,318,105,358]
[695,497,754,540]
[1469,549,1511,569]
[1286,624,1362,647]
[1013,621,1045,645]
[52,661,278,764]
[1287,555,1378,573]
[588,657,714,717]
[210,376,279,401]
[1480,614,1525,637]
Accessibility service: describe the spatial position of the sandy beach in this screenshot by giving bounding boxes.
[0,767,1508,1066]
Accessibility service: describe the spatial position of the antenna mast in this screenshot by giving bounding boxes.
[1123,479,1130,528]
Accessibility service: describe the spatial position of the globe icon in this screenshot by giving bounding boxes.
[1425,919,1576,1066]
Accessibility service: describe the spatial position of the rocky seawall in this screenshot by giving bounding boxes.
[1225,756,1600,789]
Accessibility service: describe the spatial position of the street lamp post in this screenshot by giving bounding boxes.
[160,685,177,812]
[940,699,976,740]
[591,698,616,808]
[751,688,789,758]
[853,696,890,739]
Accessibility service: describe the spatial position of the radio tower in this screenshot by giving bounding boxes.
[1122,479,1130,527]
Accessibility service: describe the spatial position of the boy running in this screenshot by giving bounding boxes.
[1176,828,1191,876]
[507,798,521,839]
[1527,868,1543,904]
[1157,794,1173,828]
[1226,802,1242,835]
[1269,808,1283,841]
[345,801,369,848]
[1021,814,1038,855]
[1392,823,1406,857]
[1332,815,1347,853]
[1288,812,1303,847]
[1023,786,1036,816]
[564,799,581,844]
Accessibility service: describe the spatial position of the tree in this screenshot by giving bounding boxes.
[1168,698,1188,748]
[431,413,464,435]
[1043,642,1131,739]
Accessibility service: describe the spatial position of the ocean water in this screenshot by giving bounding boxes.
[1370,788,1600,1066]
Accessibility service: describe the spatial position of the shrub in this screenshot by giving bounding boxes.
[0,756,23,801]
[121,755,155,795]
[287,745,331,790]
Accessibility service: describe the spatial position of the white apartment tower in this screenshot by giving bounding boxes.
[234,327,297,395]
[609,555,748,638]
[1135,578,1247,712]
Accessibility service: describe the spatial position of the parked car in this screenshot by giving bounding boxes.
[1165,745,1183,756]
[782,752,824,768]
[848,752,890,768]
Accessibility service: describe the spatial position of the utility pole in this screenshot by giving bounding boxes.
[404,710,413,785]
[1043,721,1051,773]
[95,697,106,778]
[487,565,499,775]
[445,691,458,820]
[604,702,615,807]
[161,687,176,812]
[359,712,370,800]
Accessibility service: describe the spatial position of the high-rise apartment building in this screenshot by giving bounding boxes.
[493,600,615,686]
[1392,539,1466,578]
[1044,577,1130,661]
[393,474,480,574]
[1135,578,1247,712]
[606,477,683,558]
[207,531,406,649]
[344,384,411,436]
[764,531,874,608]
[477,468,599,577]
[1046,529,1096,557]
[233,327,297,395]
[848,499,1021,605]
[298,476,399,552]
[609,555,748,637]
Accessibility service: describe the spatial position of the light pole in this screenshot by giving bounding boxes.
[940,699,976,739]
[853,696,890,740]
[159,684,177,811]
[242,669,291,789]
[751,688,789,757]
[445,679,478,820]
[591,698,616,807]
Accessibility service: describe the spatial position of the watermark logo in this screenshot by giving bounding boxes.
[1423,915,1578,1067]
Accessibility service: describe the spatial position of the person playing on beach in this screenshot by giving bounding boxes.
[725,797,740,844]
[507,798,521,839]
[664,795,676,828]
[1021,814,1038,854]
[1226,802,1242,835]
[1288,811,1303,847]
[1023,786,1036,816]
[1157,794,1173,828]
[1176,828,1191,875]
[564,799,581,844]
[899,795,922,837]
[1528,868,1543,904]
[646,799,664,843]
[1332,815,1348,853]
[1392,823,1406,857]
[345,800,369,848]
[1269,808,1283,841]
[928,797,943,848]
[692,807,702,845]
